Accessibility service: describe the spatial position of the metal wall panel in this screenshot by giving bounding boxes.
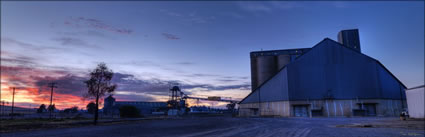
[406,86,425,118]
[241,88,259,103]
[259,68,289,102]
[241,68,289,103]
[377,64,406,99]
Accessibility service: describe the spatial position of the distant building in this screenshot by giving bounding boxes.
[0,105,36,115]
[240,29,407,117]
[103,95,167,116]
[406,85,424,119]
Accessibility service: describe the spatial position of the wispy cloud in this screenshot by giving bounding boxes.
[237,2,273,13]
[64,16,133,34]
[1,37,60,52]
[236,1,300,13]
[1,37,95,57]
[52,37,99,48]
[175,62,196,65]
[162,33,180,40]
[56,30,109,39]
[1,51,37,67]
[159,9,216,24]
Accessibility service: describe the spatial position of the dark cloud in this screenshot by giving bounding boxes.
[1,56,36,67]
[111,73,250,96]
[0,66,37,88]
[111,73,175,96]
[180,83,251,92]
[187,73,221,77]
[33,74,88,97]
[162,33,180,40]
[113,93,156,102]
[220,76,249,80]
[213,84,251,91]
[215,79,238,82]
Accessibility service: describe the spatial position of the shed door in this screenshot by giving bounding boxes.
[364,104,376,116]
[294,105,308,117]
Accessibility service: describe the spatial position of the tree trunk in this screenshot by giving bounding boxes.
[94,95,99,125]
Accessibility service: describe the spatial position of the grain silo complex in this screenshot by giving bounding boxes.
[239,29,407,117]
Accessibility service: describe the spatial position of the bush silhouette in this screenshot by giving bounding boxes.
[119,105,141,118]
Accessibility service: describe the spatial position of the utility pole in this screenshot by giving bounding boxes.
[11,87,15,119]
[48,82,57,119]
[0,100,2,117]
[1,101,6,117]
[0,100,3,117]
[0,86,1,116]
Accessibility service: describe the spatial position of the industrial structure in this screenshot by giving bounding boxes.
[405,85,424,119]
[167,86,238,115]
[103,95,167,116]
[103,86,239,116]
[240,29,407,117]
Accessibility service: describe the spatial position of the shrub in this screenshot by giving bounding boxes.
[86,102,96,114]
[119,105,141,118]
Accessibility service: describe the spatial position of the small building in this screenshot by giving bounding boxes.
[406,85,424,119]
[239,29,407,117]
[103,95,167,116]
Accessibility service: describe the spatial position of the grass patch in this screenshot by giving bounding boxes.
[0,118,94,133]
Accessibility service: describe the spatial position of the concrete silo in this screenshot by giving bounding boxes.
[277,55,291,70]
[250,48,311,91]
[256,56,278,89]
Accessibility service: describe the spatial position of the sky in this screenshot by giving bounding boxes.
[1,1,424,109]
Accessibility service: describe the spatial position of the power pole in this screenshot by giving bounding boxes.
[11,87,15,119]
[0,86,1,116]
[0,100,2,117]
[48,82,57,119]
[1,101,5,117]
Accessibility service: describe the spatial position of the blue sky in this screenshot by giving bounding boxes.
[1,1,423,108]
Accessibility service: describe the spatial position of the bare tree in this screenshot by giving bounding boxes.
[85,63,116,125]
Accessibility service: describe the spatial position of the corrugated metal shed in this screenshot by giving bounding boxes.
[240,38,406,104]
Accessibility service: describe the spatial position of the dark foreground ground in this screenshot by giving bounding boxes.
[2,116,424,137]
